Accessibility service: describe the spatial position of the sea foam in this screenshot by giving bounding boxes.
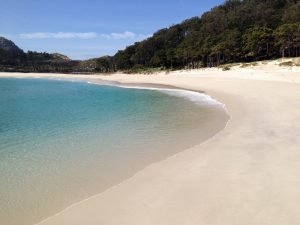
[114,85,224,107]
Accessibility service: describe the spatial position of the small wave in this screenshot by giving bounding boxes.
[115,85,224,107]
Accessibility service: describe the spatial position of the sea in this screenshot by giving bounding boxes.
[0,77,229,225]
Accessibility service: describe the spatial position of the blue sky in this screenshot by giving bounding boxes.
[0,0,224,59]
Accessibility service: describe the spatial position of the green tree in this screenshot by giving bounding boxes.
[282,2,300,23]
[242,26,274,60]
[274,23,300,57]
[95,56,114,73]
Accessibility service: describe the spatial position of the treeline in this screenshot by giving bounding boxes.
[1,0,299,73]
[0,50,87,73]
[96,0,300,72]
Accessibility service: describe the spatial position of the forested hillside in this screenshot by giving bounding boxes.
[0,37,97,73]
[0,0,299,73]
[96,0,300,72]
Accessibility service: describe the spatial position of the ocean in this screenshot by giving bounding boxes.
[0,78,228,225]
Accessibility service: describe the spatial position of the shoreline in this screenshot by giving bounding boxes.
[40,77,230,225]
[1,64,300,225]
[0,73,229,225]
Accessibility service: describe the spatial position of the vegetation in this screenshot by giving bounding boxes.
[0,47,93,73]
[105,0,300,72]
[279,60,300,66]
[279,61,295,66]
[220,65,231,71]
[0,0,300,73]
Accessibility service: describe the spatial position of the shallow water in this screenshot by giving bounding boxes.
[0,78,228,225]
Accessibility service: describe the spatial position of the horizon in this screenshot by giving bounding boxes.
[0,0,223,60]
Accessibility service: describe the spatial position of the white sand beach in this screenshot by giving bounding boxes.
[1,58,300,225]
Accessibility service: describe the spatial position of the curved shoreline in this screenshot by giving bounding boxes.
[0,74,229,225]
[35,79,231,225]
[1,70,300,225]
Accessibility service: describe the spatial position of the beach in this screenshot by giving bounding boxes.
[1,59,300,225]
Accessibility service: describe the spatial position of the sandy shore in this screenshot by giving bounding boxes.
[1,59,300,225]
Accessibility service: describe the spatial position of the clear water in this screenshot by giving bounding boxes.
[0,78,228,225]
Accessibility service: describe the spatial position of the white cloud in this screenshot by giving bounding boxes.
[19,31,151,41]
[100,31,152,41]
[111,31,136,40]
[19,32,98,39]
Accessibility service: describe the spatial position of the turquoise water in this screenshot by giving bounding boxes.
[0,78,228,225]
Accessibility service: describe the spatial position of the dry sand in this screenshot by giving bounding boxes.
[1,58,300,225]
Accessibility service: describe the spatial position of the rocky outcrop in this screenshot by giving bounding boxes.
[0,37,23,53]
[51,53,71,61]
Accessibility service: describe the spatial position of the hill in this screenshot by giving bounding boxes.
[51,53,71,61]
[0,0,299,73]
[0,37,23,53]
[96,0,300,73]
[0,37,81,73]
[0,37,26,67]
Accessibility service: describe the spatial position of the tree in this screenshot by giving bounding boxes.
[242,26,275,60]
[274,23,300,57]
[2,0,300,73]
[282,2,300,23]
[95,56,114,73]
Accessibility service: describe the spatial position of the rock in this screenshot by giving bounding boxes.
[0,37,23,53]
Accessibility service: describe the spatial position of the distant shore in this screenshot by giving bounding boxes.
[1,58,300,225]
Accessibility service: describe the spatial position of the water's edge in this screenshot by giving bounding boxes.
[32,76,230,225]
[0,76,230,225]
